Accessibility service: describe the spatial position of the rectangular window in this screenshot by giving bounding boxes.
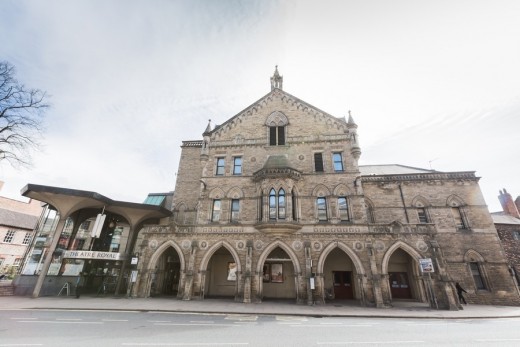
[0,258,4,267]
[216,158,225,176]
[317,197,328,221]
[22,233,32,245]
[3,230,15,243]
[417,208,428,223]
[332,153,344,172]
[233,157,242,175]
[231,199,240,222]
[314,153,324,172]
[513,231,520,240]
[470,262,486,290]
[269,126,285,146]
[13,258,22,267]
[212,199,221,222]
[338,197,349,221]
[452,207,466,229]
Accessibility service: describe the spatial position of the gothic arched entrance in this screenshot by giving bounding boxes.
[323,248,357,300]
[203,246,238,298]
[260,246,296,300]
[387,248,417,300]
[152,246,181,296]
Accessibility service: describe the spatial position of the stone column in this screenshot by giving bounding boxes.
[243,240,253,303]
[182,241,198,300]
[367,243,384,307]
[32,218,68,298]
[304,242,314,305]
[430,240,459,310]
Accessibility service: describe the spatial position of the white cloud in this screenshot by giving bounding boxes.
[0,0,519,212]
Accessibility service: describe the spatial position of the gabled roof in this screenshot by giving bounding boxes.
[208,88,348,138]
[0,208,39,230]
[491,212,520,225]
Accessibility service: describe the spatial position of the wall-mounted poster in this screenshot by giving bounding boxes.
[271,263,283,283]
[227,262,237,281]
[263,264,270,282]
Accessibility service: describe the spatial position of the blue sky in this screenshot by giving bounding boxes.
[0,0,519,212]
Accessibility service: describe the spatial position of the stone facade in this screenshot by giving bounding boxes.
[133,68,520,309]
[493,189,520,287]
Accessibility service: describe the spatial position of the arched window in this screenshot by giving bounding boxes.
[338,197,349,221]
[269,188,286,220]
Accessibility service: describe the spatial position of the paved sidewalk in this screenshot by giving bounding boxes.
[2,296,520,319]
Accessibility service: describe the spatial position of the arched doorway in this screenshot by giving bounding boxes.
[323,248,357,300]
[261,247,296,300]
[152,246,181,296]
[387,249,416,300]
[204,247,238,298]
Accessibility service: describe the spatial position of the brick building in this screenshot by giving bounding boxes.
[0,181,42,277]
[492,189,520,286]
[131,68,519,309]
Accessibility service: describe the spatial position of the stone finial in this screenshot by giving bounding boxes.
[270,65,283,90]
[203,119,212,135]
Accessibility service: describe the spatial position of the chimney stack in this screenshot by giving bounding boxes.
[498,189,520,218]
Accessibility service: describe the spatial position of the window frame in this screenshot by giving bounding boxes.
[211,199,222,222]
[269,126,286,146]
[314,152,324,172]
[417,207,428,223]
[231,199,240,222]
[338,197,350,221]
[332,152,344,172]
[233,156,242,175]
[215,157,225,176]
[3,230,15,243]
[317,197,328,221]
[469,262,487,290]
[22,233,32,245]
[451,207,467,229]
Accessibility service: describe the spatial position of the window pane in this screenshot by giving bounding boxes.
[317,197,327,221]
[338,197,349,221]
[233,157,242,175]
[452,207,465,229]
[470,262,486,290]
[314,153,324,172]
[231,199,240,222]
[269,189,277,219]
[418,208,428,223]
[278,190,286,219]
[212,200,221,222]
[333,153,343,172]
[269,127,277,145]
[216,158,225,175]
[277,126,285,145]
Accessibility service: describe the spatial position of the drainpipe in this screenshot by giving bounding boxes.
[398,184,410,223]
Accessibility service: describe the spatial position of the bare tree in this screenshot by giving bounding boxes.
[0,60,47,167]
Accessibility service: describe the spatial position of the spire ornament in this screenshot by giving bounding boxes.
[270,65,283,90]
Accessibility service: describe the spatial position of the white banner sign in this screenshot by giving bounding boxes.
[63,250,122,261]
[419,258,435,273]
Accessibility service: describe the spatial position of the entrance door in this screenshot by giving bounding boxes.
[388,272,412,299]
[162,261,180,295]
[333,271,353,299]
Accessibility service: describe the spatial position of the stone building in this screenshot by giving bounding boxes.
[15,68,519,308]
[131,68,520,309]
[492,189,520,286]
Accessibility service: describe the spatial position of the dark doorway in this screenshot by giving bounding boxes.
[388,272,412,299]
[333,271,353,299]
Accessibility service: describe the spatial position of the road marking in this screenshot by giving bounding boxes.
[17,320,102,324]
[154,323,235,327]
[10,317,38,320]
[475,339,520,342]
[56,318,82,321]
[290,324,372,327]
[121,343,249,346]
[102,319,129,322]
[276,316,308,321]
[0,344,43,346]
[225,314,257,321]
[148,320,172,323]
[189,321,214,324]
[317,341,425,345]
